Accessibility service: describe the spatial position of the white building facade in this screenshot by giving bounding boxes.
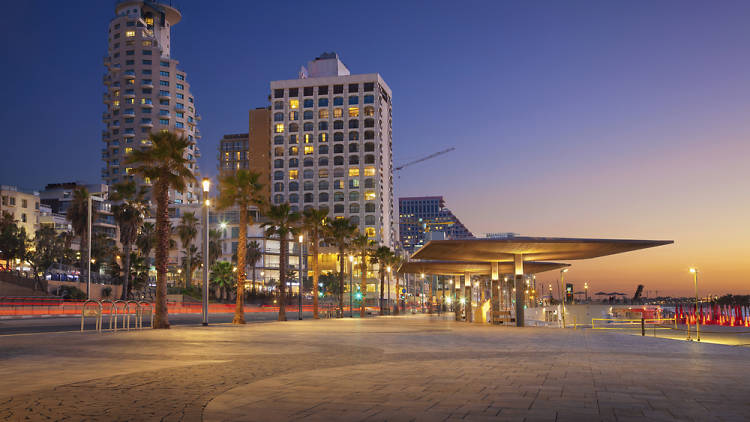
[269,53,395,246]
[102,0,201,204]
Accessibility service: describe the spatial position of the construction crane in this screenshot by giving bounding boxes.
[394,147,455,172]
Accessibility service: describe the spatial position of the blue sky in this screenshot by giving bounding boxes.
[2,0,750,294]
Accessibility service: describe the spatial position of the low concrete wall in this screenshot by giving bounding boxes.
[525,304,645,327]
[0,272,47,296]
[47,280,122,300]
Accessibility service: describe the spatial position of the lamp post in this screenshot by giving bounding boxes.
[349,255,354,317]
[560,268,568,328]
[690,268,699,341]
[420,273,425,313]
[298,234,304,320]
[584,282,589,302]
[387,265,391,315]
[86,195,92,299]
[200,178,210,326]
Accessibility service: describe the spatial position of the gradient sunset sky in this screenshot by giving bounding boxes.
[1,1,748,296]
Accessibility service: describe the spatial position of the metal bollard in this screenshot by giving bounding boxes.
[641,316,645,336]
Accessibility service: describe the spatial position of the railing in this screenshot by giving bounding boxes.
[81,300,102,333]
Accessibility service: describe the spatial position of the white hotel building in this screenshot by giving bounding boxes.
[269,53,395,246]
[102,0,201,204]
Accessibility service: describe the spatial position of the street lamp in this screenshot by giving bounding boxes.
[420,273,425,312]
[560,268,568,328]
[387,265,391,315]
[201,177,210,326]
[689,268,700,341]
[298,234,304,320]
[349,255,354,317]
[584,282,589,302]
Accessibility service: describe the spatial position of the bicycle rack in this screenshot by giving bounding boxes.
[138,301,154,328]
[113,300,130,331]
[81,300,102,333]
[127,300,141,329]
[100,299,116,330]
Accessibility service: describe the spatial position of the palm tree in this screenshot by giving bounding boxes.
[260,203,300,321]
[111,181,147,300]
[324,218,357,317]
[67,187,97,277]
[210,261,234,301]
[217,170,264,325]
[176,212,198,288]
[301,208,329,319]
[182,245,201,288]
[136,222,155,260]
[125,130,196,329]
[246,240,262,296]
[351,234,376,317]
[371,246,394,315]
[208,229,222,267]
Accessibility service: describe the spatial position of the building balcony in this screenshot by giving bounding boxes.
[141,121,154,128]
[123,132,135,138]
[102,112,110,120]
[101,169,109,177]
[159,92,171,99]
[141,102,153,108]
[123,92,136,99]
[142,82,154,89]
[123,111,136,118]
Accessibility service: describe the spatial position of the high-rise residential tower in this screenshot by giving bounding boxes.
[270,53,394,246]
[102,0,201,204]
[399,196,474,254]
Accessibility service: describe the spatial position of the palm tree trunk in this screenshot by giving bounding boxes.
[251,265,256,297]
[153,181,170,329]
[121,243,131,300]
[312,234,319,319]
[360,259,367,318]
[185,249,192,289]
[233,208,247,324]
[394,276,400,315]
[379,270,385,315]
[278,236,287,321]
[338,248,345,318]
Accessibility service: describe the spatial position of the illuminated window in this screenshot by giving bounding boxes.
[126,31,135,37]
[348,168,360,177]
[364,106,374,116]
[289,111,298,120]
[304,133,311,143]
[125,167,134,174]
[144,177,151,184]
[333,108,343,118]
[140,139,150,145]
[289,99,299,109]
[365,191,376,200]
[112,100,120,108]
[349,178,359,188]
[304,146,314,155]
[275,123,284,133]
[145,17,154,26]
[289,146,298,154]
[142,40,152,46]
[114,90,120,97]
[124,147,133,154]
[319,169,329,178]
[365,227,376,237]
[319,109,329,119]
[289,170,298,180]
[318,133,327,142]
[348,107,359,117]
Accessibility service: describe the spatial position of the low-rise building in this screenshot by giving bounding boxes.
[0,185,41,237]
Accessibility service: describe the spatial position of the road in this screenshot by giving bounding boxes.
[0,311,315,335]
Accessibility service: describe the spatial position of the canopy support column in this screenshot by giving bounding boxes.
[514,254,525,327]
[465,273,472,323]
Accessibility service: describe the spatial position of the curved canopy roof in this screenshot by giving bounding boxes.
[411,237,673,262]
[398,260,570,276]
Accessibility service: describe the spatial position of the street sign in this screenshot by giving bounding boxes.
[402,288,406,293]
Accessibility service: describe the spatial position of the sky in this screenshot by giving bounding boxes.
[1,0,749,296]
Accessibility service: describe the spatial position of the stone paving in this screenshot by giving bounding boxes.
[1,314,749,421]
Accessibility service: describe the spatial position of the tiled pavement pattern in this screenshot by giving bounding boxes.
[1,315,749,421]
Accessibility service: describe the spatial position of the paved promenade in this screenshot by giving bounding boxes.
[1,315,748,421]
